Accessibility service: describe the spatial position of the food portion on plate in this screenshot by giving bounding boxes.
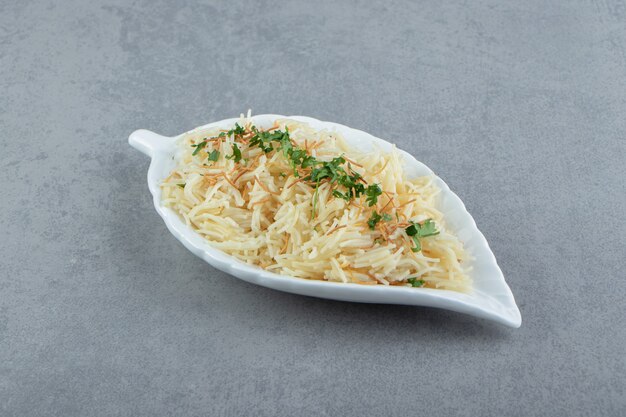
[161,114,471,292]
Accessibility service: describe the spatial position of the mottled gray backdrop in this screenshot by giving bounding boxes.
[1,1,624,416]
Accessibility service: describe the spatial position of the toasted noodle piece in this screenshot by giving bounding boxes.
[326,224,347,235]
[232,167,252,183]
[287,178,303,189]
[342,155,363,168]
[161,116,471,292]
[397,199,417,208]
[371,158,389,177]
[218,172,237,189]
[380,193,395,212]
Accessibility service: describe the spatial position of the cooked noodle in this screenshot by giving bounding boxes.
[161,113,471,292]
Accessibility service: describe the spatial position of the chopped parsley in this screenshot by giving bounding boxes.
[289,149,317,176]
[207,149,220,162]
[232,123,246,136]
[304,157,371,217]
[249,126,279,153]
[367,211,392,230]
[177,183,186,189]
[226,143,242,163]
[407,278,425,287]
[306,156,346,183]
[365,184,382,206]
[191,140,207,156]
[405,219,440,252]
[311,180,322,219]
[218,123,246,138]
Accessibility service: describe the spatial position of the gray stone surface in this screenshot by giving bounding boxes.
[1,0,625,416]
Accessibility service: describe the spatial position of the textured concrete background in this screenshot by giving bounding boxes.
[1,1,625,416]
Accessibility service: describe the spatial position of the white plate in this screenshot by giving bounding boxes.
[129,114,521,327]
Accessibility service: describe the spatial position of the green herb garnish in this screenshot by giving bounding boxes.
[405,219,439,252]
[365,184,382,206]
[177,183,186,189]
[367,211,393,230]
[311,180,321,218]
[218,123,246,138]
[191,141,207,156]
[226,143,242,163]
[407,278,425,287]
[306,156,345,183]
[232,123,246,136]
[208,149,220,162]
[249,126,277,153]
[288,148,317,177]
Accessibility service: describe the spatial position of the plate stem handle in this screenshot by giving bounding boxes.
[128,129,171,158]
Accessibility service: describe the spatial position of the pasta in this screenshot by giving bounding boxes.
[161,114,471,292]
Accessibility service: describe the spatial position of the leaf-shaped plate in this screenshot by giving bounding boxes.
[129,114,521,327]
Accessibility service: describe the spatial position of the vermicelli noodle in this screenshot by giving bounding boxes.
[161,114,471,292]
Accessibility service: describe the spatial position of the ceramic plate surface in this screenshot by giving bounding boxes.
[129,114,521,327]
